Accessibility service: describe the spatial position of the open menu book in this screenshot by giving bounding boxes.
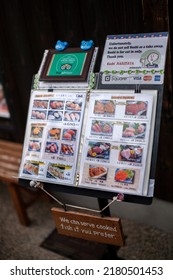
[18,89,157,197]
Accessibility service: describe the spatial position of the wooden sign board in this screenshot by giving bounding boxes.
[51,208,125,246]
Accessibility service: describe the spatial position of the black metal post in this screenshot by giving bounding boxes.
[98,197,122,260]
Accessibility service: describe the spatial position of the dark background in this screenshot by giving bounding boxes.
[0,0,172,201]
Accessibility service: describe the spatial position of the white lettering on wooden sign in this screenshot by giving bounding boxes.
[51,208,125,246]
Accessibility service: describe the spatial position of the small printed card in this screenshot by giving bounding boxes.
[100,32,168,85]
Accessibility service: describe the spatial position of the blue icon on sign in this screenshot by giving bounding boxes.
[154,75,161,81]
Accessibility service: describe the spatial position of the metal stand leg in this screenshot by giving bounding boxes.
[98,198,123,260]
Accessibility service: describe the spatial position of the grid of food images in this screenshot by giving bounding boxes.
[19,88,157,196]
[19,90,86,185]
[79,90,157,196]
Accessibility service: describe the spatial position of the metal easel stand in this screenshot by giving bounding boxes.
[98,198,123,260]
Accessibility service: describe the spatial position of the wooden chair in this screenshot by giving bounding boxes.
[0,139,38,226]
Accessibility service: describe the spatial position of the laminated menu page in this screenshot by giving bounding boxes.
[78,89,157,196]
[19,89,86,185]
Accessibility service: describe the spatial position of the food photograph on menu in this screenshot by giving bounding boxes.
[23,160,39,176]
[30,125,44,138]
[28,140,41,152]
[118,144,143,164]
[125,101,148,116]
[47,127,61,140]
[87,141,111,160]
[114,168,135,184]
[60,143,74,156]
[93,99,115,116]
[89,165,108,180]
[122,122,146,139]
[33,99,49,109]
[91,120,114,136]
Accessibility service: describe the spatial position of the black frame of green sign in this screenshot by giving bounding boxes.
[39,48,94,82]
